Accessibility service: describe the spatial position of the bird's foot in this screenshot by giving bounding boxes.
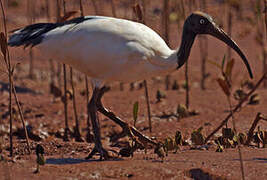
[86,145,110,160]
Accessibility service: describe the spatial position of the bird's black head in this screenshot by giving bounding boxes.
[185,12,214,34]
[177,11,253,79]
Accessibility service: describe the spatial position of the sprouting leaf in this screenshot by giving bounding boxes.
[172,80,179,90]
[176,104,188,118]
[164,137,175,152]
[216,144,224,152]
[175,131,183,146]
[133,101,139,126]
[221,55,226,73]
[34,144,45,173]
[154,143,165,160]
[222,128,234,139]
[197,127,203,133]
[207,59,221,69]
[248,93,260,105]
[191,127,205,145]
[238,133,247,145]
[156,90,166,102]
[0,32,7,57]
[217,77,231,97]
[225,58,235,79]
[233,89,247,101]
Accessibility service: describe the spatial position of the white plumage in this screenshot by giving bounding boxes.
[11,16,177,86]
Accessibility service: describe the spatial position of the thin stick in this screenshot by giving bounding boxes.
[263,0,267,87]
[163,0,170,90]
[111,0,117,18]
[110,0,124,91]
[265,0,267,39]
[199,0,208,90]
[205,73,267,143]
[227,6,232,60]
[180,0,189,109]
[70,68,82,141]
[62,0,69,141]
[0,0,13,157]
[133,3,152,132]
[144,80,152,133]
[27,0,35,79]
[91,0,99,15]
[1,0,30,155]
[45,0,50,20]
[79,0,92,142]
[141,1,152,132]
[227,97,245,180]
[56,0,62,90]
[79,0,84,16]
[12,84,31,154]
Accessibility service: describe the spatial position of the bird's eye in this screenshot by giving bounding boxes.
[199,19,205,25]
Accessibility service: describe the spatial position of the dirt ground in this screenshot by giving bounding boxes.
[0,0,267,179]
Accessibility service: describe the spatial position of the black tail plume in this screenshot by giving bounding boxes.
[8,23,58,48]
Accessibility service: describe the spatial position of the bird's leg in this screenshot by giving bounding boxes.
[96,86,158,147]
[86,88,109,160]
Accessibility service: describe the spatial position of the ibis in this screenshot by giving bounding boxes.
[8,11,253,160]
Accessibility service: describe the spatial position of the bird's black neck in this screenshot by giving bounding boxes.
[176,27,196,68]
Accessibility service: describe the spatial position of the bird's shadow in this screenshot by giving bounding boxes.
[0,81,39,95]
[252,157,267,163]
[46,157,123,165]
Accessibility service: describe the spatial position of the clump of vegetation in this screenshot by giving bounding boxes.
[34,144,45,174]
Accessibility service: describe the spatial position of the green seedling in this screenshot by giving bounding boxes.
[215,139,224,152]
[253,126,267,148]
[232,133,247,145]
[159,131,183,157]
[171,80,179,90]
[176,104,188,118]
[233,89,247,101]
[175,131,183,146]
[154,143,165,161]
[163,137,177,156]
[191,127,205,145]
[133,101,139,127]
[222,128,235,139]
[34,144,45,174]
[248,94,260,105]
[156,90,166,103]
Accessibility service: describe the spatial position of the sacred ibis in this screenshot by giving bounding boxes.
[8,11,253,160]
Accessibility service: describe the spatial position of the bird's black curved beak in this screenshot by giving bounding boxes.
[207,23,253,78]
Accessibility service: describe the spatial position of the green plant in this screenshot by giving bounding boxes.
[34,144,45,173]
[133,101,139,127]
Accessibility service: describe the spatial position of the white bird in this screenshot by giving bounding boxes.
[8,11,253,160]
